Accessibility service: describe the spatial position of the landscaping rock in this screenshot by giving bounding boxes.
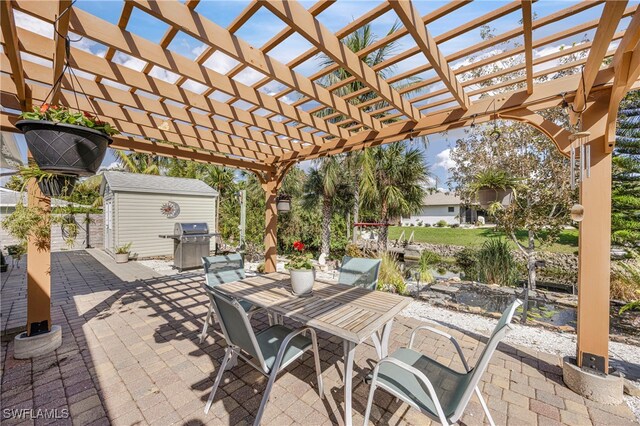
[624,380,640,397]
[430,284,459,294]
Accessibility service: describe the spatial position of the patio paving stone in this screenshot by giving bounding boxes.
[1,250,638,425]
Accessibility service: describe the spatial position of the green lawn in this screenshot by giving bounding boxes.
[388,226,579,254]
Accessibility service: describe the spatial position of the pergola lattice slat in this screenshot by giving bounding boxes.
[130,0,385,132]
[388,0,469,110]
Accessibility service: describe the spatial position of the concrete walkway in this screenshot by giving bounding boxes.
[1,251,637,425]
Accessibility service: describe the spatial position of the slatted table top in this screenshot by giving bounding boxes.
[215,272,411,344]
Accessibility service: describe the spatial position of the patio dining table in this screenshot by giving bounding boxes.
[214,272,411,426]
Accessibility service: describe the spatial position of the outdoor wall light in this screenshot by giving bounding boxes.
[570,204,585,222]
[276,193,291,213]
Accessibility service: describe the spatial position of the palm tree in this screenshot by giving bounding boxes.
[302,156,345,256]
[114,151,167,175]
[361,142,429,251]
[313,22,425,250]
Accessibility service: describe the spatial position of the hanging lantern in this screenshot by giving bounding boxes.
[276,194,291,213]
[569,131,591,190]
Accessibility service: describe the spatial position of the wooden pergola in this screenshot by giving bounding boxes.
[1,0,639,378]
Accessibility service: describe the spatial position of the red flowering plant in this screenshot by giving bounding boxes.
[20,104,120,136]
[285,240,314,270]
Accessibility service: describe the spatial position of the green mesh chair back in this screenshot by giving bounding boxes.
[210,290,265,369]
[450,298,522,421]
[338,256,381,290]
[202,254,245,289]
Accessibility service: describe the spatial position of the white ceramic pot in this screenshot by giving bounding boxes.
[290,269,315,295]
[115,253,129,264]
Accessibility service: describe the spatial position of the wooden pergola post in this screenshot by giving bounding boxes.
[262,178,279,274]
[25,176,52,336]
[575,94,611,373]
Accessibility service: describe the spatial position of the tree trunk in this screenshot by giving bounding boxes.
[378,202,389,252]
[321,195,332,256]
[527,230,537,291]
[352,183,360,244]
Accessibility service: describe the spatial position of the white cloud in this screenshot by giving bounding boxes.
[435,148,456,171]
[14,10,53,38]
[113,52,146,72]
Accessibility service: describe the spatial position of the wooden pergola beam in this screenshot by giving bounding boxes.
[51,0,72,105]
[130,0,384,131]
[605,7,640,151]
[4,28,323,149]
[272,67,616,164]
[389,0,469,110]
[0,111,272,173]
[572,0,629,119]
[263,0,422,122]
[0,0,30,111]
[522,0,534,95]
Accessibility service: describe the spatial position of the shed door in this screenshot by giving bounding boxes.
[104,199,113,250]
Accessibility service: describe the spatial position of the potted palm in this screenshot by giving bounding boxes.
[15,104,118,177]
[470,168,520,209]
[286,240,314,296]
[115,243,132,264]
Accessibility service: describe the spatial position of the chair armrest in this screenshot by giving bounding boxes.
[371,357,449,424]
[409,325,470,372]
[271,327,316,373]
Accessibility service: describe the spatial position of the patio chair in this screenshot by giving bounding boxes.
[199,254,257,343]
[338,256,381,290]
[204,290,324,425]
[363,298,523,426]
[339,256,387,357]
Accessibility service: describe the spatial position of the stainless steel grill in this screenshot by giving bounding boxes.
[159,223,217,271]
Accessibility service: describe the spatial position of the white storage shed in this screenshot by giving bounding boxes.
[100,171,218,258]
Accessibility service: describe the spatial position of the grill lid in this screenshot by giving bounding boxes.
[174,222,209,236]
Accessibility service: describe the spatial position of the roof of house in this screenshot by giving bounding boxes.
[100,171,218,197]
[422,192,462,206]
[0,187,82,208]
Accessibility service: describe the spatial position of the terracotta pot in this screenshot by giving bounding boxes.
[477,187,514,209]
[115,253,129,263]
[290,269,315,295]
[15,120,112,176]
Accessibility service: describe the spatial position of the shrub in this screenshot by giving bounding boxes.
[476,239,519,286]
[345,243,363,258]
[424,223,431,227]
[378,252,406,294]
[611,253,640,302]
[436,220,448,228]
[256,262,265,273]
[454,247,478,270]
[451,223,460,228]
[419,250,441,266]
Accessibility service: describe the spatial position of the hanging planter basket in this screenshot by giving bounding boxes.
[15,120,112,177]
[477,187,514,209]
[37,174,78,198]
[276,194,291,213]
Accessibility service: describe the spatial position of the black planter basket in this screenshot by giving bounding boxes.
[15,120,112,177]
[37,175,78,198]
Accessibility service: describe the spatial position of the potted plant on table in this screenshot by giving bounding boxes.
[470,168,520,210]
[15,104,118,177]
[115,243,132,264]
[286,241,315,296]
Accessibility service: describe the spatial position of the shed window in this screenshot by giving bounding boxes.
[448,206,455,213]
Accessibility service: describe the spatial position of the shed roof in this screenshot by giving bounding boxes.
[101,171,218,197]
[422,192,461,206]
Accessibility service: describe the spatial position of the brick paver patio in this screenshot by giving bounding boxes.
[1,251,637,425]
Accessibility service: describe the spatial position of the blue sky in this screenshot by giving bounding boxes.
[4,0,637,189]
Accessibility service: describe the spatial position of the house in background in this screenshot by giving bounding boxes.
[401,192,478,226]
[100,171,218,258]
